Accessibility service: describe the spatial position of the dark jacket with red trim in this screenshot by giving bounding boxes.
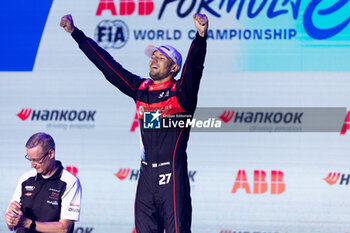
[71,28,207,169]
[72,27,206,232]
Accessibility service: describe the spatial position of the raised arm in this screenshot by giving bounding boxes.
[60,15,144,100]
[193,13,208,38]
[177,13,208,111]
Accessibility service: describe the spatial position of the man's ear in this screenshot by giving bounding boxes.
[49,149,55,159]
[171,64,180,74]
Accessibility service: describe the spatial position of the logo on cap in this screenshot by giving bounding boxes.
[144,44,182,70]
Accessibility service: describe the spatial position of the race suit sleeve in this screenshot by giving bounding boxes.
[71,28,144,100]
[176,32,207,111]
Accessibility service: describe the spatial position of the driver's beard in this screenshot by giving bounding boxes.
[149,61,174,81]
[149,70,172,82]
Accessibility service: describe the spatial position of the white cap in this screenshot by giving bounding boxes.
[144,45,182,70]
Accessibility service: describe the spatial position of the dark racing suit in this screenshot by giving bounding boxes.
[72,28,207,233]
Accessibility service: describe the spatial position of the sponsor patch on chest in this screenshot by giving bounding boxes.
[25,185,35,191]
[47,200,58,206]
[48,187,61,200]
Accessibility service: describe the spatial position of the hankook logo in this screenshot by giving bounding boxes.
[16,108,96,122]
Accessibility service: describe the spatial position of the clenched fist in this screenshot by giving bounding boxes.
[60,14,75,34]
[193,13,208,37]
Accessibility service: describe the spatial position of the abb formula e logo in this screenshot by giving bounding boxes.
[232,170,285,194]
[115,168,197,182]
[324,172,350,186]
[96,0,154,16]
[340,111,350,135]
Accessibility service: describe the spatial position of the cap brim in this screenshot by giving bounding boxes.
[144,45,158,58]
[144,45,170,60]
